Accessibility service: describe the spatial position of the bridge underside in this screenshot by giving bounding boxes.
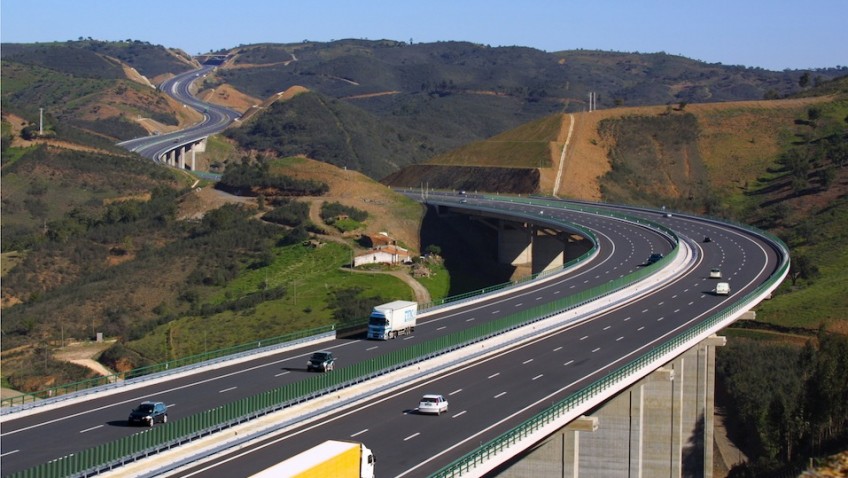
[435,205,591,278]
[492,335,726,478]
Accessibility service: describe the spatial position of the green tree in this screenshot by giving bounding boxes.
[801,329,848,452]
[799,72,810,88]
[789,254,819,285]
[807,107,821,128]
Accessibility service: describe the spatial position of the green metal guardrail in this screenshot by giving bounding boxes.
[429,228,790,477]
[1,325,335,409]
[6,198,680,478]
[1,200,600,410]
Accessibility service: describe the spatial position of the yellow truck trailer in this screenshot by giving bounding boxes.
[249,440,375,478]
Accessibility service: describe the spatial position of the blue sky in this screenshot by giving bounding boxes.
[2,0,846,71]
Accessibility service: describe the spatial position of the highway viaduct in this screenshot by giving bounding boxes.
[1,193,788,478]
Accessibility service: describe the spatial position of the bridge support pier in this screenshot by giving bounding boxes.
[497,221,577,276]
[497,220,533,270]
[493,335,726,478]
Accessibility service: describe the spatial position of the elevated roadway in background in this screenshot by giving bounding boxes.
[118,64,240,164]
[0,193,787,477]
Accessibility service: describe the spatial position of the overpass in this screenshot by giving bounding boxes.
[0,194,788,477]
[159,136,207,170]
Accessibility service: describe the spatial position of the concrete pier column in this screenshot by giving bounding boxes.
[496,416,598,477]
[498,220,532,267]
[532,227,566,274]
[177,146,185,169]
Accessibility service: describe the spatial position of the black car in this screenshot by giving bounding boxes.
[128,401,168,426]
[306,351,335,372]
[647,253,664,265]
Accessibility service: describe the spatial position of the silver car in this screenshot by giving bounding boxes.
[418,394,449,415]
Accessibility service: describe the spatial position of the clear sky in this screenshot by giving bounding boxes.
[2,0,846,71]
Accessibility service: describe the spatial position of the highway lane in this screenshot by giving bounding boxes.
[0,202,675,474]
[171,203,783,478]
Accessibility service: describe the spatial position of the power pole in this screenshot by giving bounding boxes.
[39,108,44,135]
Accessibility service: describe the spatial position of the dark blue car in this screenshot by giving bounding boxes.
[128,401,168,426]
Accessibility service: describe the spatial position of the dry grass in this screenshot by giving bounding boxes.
[269,156,424,251]
[545,106,667,200]
[540,97,831,202]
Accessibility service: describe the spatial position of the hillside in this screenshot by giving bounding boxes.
[223,90,430,178]
[385,78,848,335]
[1,41,202,146]
[0,139,425,387]
[198,40,845,180]
[4,39,844,183]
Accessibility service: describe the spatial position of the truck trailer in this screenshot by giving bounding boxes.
[368,300,417,340]
[249,440,375,478]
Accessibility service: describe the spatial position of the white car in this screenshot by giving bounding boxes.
[709,268,722,279]
[715,282,730,296]
[418,394,449,415]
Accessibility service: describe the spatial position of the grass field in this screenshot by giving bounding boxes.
[128,242,414,360]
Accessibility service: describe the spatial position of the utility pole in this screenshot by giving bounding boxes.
[39,108,44,135]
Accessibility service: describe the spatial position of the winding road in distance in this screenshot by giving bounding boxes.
[118,64,240,162]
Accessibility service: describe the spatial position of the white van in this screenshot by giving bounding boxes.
[715,282,730,296]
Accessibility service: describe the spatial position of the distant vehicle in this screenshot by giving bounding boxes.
[128,401,168,427]
[703,236,712,243]
[460,199,468,203]
[709,268,722,279]
[368,300,417,340]
[306,351,335,372]
[647,253,664,264]
[458,190,466,195]
[418,394,449,415]
[715,282,730,296]
[248,440,375,478]
[664,212,673,218]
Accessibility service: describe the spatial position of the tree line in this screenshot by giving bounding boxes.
[718,330,848,476]
[217,159,329,196]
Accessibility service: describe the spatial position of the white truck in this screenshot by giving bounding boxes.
[368,300,417,340]
[249,440,375,478]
